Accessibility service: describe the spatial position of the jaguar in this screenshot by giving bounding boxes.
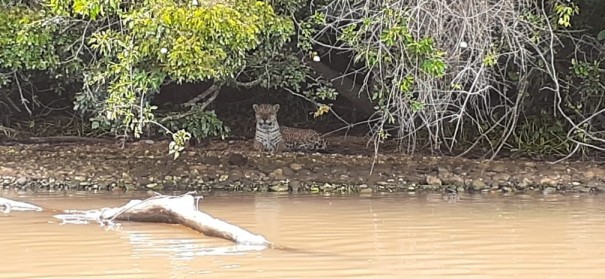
[253,103,327,153]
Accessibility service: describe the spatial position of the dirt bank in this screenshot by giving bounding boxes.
[1,137,604,195]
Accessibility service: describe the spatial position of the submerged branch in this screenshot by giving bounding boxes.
[52,193,271,246]
[0,197,43,213]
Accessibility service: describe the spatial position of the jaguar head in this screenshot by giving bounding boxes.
[253,104,280,128]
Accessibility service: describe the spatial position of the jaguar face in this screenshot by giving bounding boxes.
[253,104,280,128]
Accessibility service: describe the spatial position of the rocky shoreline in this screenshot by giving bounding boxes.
[1,138,604,195]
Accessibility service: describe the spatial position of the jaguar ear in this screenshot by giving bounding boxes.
[252,104,259,111]
[273,104,280,111]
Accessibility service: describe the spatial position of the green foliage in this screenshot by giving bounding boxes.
[235,51,308,91]
[269,0,310,16]
[76,0,293,87]
[160,108,230,143]
[49,0,122,19]
[307,85,338,101]
[0,7,56,72]
[44,0,294,154]
[598,30,605,41]
[553,2,579,28]
[169,130,191,159]
[564,57,604,144]
[0,3,85,119]
[323,6,447,112]
[511,113,571,157]
[482,49,498,67]
[507,52,604,158]
[570,58,602,82]
[0,5,82,83]
[567,58,604,113]
[296,10,327,52]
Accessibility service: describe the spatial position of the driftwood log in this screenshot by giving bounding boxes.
[0,197,43,213]
[2,194,271,247]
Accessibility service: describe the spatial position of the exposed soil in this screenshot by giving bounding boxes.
[1,136,604,196]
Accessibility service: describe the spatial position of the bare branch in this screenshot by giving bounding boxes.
[183,83,221,107]
[311,0,589,160]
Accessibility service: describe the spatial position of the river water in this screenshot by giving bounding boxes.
[1,191,605,278]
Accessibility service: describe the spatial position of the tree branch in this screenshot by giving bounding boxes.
[183,83,221,107]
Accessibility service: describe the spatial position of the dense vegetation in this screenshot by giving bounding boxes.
[0,0,603,160]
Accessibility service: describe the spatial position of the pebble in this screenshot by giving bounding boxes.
[360,188,373,193]
[471,179,487,190]
[539,176,557,186]
[269,183,289,192]
[586,180,601,188]
[442,174,464,187]
[516,177,533,188]
[492,173,511,181]
[289,163,303,171]
[282,167,295,177]
[425,175,442,186]
[435,166,450,175]
[269,169,287,180]
[583,170,596,179]
[15,177,28,186]
[290,180,302,192]
[244,170,257,179]
[227,153,248,166]
[488,164,507,173]
[202,156,221,166]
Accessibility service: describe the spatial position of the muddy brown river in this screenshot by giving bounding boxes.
[1,191,605,278]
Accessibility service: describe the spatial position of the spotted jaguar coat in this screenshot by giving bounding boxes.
[253,104,327,153]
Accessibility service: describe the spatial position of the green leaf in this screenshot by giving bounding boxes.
[598,30,605,41]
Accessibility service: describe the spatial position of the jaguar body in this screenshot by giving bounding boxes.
[253,104,327,153]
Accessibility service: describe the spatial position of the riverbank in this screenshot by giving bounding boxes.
[1,137,604,194]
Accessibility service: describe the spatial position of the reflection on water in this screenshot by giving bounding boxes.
[124,231,267,259]
[1,191,605,278]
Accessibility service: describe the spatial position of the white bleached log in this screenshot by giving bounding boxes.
[53,194,270,246]
[0,197,43,213]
